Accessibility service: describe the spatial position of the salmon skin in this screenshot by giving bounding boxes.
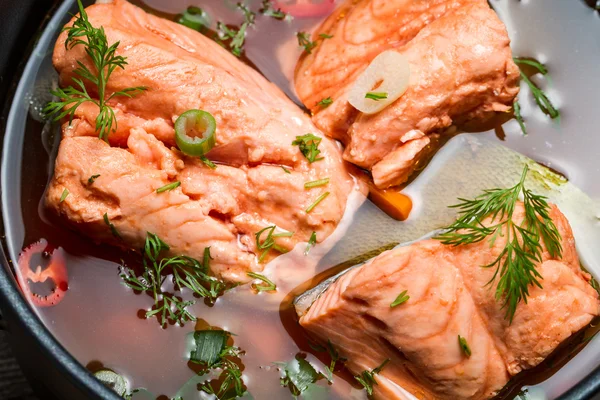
[296,205,600,399]
[295,0,519,189]
[45,0,363,282]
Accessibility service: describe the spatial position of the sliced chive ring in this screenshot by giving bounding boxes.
[175,110,217,157]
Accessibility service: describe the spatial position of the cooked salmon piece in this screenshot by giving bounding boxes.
[46,0,362,282]
[295,1,519,188]
[299,203,599,399]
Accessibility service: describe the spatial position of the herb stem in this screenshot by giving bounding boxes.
[306,192,330,213]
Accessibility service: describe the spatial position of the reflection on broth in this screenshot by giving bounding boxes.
[7,0,600,399]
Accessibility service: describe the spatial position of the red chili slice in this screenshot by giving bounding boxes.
[274,0,335,17]
[16,239,68,307]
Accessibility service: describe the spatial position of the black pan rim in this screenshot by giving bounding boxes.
[0,1,597,399]
[0,0,120,398]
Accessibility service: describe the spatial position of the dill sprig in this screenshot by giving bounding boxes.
[119,233,230,328]
[435,165,562,321]
[43,0,146,141]
[513,57,559,135]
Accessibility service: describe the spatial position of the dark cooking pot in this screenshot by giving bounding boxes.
[0,1,598,399]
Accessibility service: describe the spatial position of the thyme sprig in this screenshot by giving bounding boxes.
[44,0,146,141]
[435,165,562,321]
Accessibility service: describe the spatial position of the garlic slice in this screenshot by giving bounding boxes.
[348,50,411,115]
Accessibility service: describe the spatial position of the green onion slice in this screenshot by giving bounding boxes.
[175,110,217,157]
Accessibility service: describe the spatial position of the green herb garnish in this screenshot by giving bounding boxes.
[304,178,330,189]
[119,233,229,327]
[513,57,559,135]
[390,290,409,307]
[59,189,69,203]
[255,226,294,262]
[319,33,333,39]
[277,354,326,397]
[304,231,317,255]
[156,181,181,193]
[354,359,390,396]
[297,32,317,54]
[435,165,562,321]
[260,0,288,20]
[292,133,323,163]
[513,100,527,135]
[281,166,291,174]
[365,91,388,101]
[191,329,247,399]
[316,97,333,108]
[88,174,100,184]
[215,4,255,58]
[178,6,211,32]
[43,0,146,141]
[306,192,330,213]
[103,213,121,239]
[247,272,276,292]
[458,335,472,357]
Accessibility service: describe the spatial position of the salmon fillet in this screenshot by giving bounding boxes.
[295,1,519,189]
[299,203,599,399]
[46,0,362,282]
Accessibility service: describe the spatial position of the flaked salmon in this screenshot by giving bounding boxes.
[295,1,519,188]
[299,203,599,399]
[46,0,362,282]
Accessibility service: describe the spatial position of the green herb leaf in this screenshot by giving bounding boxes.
[306,192,330,213]
[513,100,527,135]
[458,335,472,357]
[297,32,317,54]
[513,57,559,120]
[390,290,409,307]
[88,174,100,184]
[59,189,69,203]
[305,231,317,255]
[119,234,230,327]
[177,6,211,32]
[43,0,146,141]
[255,226,294,262]
[292,133,323,163]
[189,328,247,399]
[200,156,217,169]
[260,0,288,20]
[247,272,277,292]
[278,355,323,397]
[191,330,230,367]
[156,181,181,193]
[316,97,333,108]
[365,92,388,101]
[103,213,122,239]
[318,33,333,39]
[281,166,291,174]
[305,178,330,189]
[435,165,562,322]
[354,359,390,396]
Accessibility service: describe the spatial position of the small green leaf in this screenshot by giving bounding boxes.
[365,92,388,101]
[190,330,229,367]
[59,189,69,203]
[390,290,409,307]
[458,335,472,357]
